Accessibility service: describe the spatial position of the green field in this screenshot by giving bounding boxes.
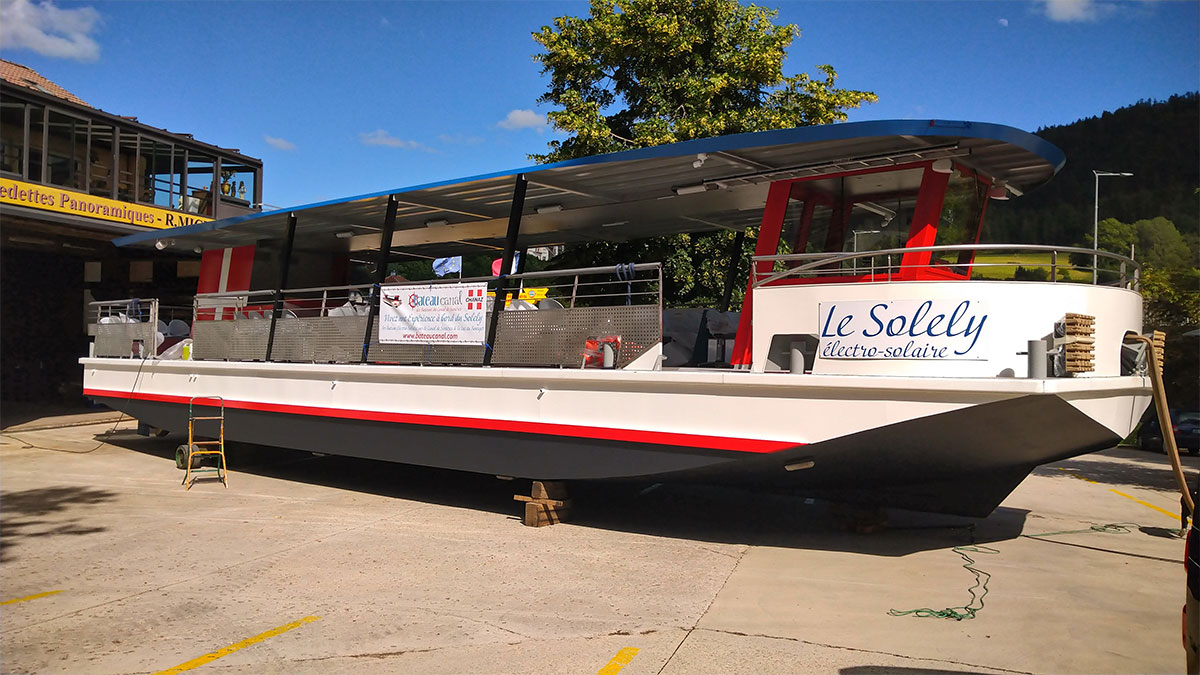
[967,251,1087,281]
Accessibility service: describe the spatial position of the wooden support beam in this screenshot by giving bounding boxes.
[517,480,571,527]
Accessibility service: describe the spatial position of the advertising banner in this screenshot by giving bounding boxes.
[0,177,212,229]
[817,299,989,360]
[378,283,488,345]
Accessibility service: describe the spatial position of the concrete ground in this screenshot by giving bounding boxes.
[1,414,1193,675]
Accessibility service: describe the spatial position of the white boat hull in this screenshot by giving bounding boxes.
[82,358,1150,516]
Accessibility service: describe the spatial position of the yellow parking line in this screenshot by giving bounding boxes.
[598,647,639,675]
[1056,467,1180,522]
[1108,489,1181,522]
[1056,467,1098,483]
[151,615,320,675]
[0,590,63,605]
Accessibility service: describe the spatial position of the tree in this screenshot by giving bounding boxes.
[532,0,875,163]
[531,0,876,304]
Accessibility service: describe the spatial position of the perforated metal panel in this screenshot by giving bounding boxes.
[92,299,158,358]
[191,305,659,368]
[491,305,659,368]
[95,322,158,358]
[192,319,269,361]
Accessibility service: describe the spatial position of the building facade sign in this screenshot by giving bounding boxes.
[818,299,989,360]
[378,283,488,345]
[0,177,212,229]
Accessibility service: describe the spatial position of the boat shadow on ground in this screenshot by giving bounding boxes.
[107,433,1027,557]
[1035,446,1200,494]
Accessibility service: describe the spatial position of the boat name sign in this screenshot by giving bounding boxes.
[818,299,988,360]
[379,283,488,345]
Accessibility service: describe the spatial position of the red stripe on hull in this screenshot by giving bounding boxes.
[83,388,798,454]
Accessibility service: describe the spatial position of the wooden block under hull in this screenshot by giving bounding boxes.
[523,501,572,527]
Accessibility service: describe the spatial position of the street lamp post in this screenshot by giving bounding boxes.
[1093,170,1133,284]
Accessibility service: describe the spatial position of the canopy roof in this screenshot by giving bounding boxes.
[115,119,1064,257]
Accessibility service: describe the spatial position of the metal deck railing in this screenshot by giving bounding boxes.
[752,244,1141,290]
[185,263,664,368]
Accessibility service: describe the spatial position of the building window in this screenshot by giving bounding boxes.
[141,139,181,208]
[219,160,256,205]
[117,130,139,202]
[0,102,24,176]
[27,104,44,183]
[46,109,87,190]
[89,122,115,198]
[185,153,215,216]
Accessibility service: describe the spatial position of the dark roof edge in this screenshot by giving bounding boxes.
[0,81,262,164]
[114,119,1063,248]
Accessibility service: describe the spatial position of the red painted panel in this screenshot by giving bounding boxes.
[899,167,950,277]
[731,180,793,367]
[82,388,799,454]
[196,250,224,294]
[225,245,255,292]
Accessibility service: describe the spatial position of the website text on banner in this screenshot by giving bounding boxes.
[379,283,488,345]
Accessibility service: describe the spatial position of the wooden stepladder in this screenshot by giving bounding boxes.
[183,395,227,489]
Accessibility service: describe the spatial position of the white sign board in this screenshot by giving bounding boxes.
[817,299,989,360]
[379,283,488,345]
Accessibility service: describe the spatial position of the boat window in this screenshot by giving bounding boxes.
[933,172,988,267]
[789,167,923,257]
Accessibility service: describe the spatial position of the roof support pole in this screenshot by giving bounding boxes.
[483,174,527,366]
[264,212,297,362]
[361,195,399,363]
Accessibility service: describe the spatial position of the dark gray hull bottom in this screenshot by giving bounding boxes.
[91,393,1119,517]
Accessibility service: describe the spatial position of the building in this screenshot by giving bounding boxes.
[1,59,264,402]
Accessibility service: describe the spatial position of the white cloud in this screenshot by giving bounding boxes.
[263,135,297,151]
[358,129,433,151]
[497,109,547,132]
[998,17,1009,27]
[437,133,484,145]
[1039,0,1109,22]
[0,0,102,62]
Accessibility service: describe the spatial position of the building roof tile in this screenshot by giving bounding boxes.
[0,59,88,106]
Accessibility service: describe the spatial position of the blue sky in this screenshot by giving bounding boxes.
[1,0,1196,210]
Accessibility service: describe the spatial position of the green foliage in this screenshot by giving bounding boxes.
[1069,216,1196,277]
[1012,266,1048,281]
[549,227,757,307]
[1134,216,1195,270]
[531,0,876,163]
[531,0,876,305]
[984,93,1199,246]
[1141,266,1200,328]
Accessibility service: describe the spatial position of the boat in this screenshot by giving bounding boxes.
[81,119,1153,517]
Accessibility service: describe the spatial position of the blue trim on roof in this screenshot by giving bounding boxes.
[114,119,1064,248]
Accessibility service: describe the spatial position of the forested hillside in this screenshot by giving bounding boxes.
[983,93,1199,248]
